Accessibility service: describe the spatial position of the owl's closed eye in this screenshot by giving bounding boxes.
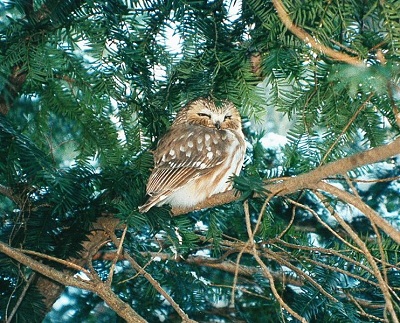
[138,98,245,213]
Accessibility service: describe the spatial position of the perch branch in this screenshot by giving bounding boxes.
[172,137,400,215]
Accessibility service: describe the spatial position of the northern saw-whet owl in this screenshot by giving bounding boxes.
[139,98,246,213]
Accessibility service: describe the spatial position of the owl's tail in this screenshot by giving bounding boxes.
[138,194,167,213]
[137,201,152,213]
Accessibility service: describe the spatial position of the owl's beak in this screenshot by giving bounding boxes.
[215,121,221,130]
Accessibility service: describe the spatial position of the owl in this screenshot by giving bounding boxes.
[138,98,246,213]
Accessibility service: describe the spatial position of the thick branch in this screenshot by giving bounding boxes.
[0,242,87,289]
[268,137,400,196]
[172,137,400,215]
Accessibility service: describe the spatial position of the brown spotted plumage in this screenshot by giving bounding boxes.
[138,98,245,213]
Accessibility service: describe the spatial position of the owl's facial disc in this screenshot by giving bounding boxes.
[196,109,228,130]
[178,98,241,132]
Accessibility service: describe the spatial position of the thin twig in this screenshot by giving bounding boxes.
[305,257,380,289]
[245,200,338,303]
[20,249,90,275]
[252,193,277,239]
[230,241,249,306]
[321,92,375,164]
[270,239,374,275]
[313,182,400,245]
[262,248,339,303]
[349,175,400,183]
[118,247,163,284]
[229,201,253,306]
[347,292,387,322]
[344,175,389,289]
[285,196,364,253]
[243,201,307,322]
[107,224,128,285]
[212,283,272,301]
[252,251,307,323]
[6,273,36,323]
[329,38,360,55]
[277,200,296,239]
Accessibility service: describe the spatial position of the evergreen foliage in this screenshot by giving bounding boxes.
[0,0,399,322]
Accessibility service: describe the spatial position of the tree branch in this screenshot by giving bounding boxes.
[253,251,307,322]
[20,249,90,274]
[311,182,400,244]
[271,0,362,65]
[0,241,147,323]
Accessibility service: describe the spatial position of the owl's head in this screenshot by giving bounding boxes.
[174,98,242,131]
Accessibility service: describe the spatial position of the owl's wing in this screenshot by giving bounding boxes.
[138,127,228,212]
[146,126,227,196]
